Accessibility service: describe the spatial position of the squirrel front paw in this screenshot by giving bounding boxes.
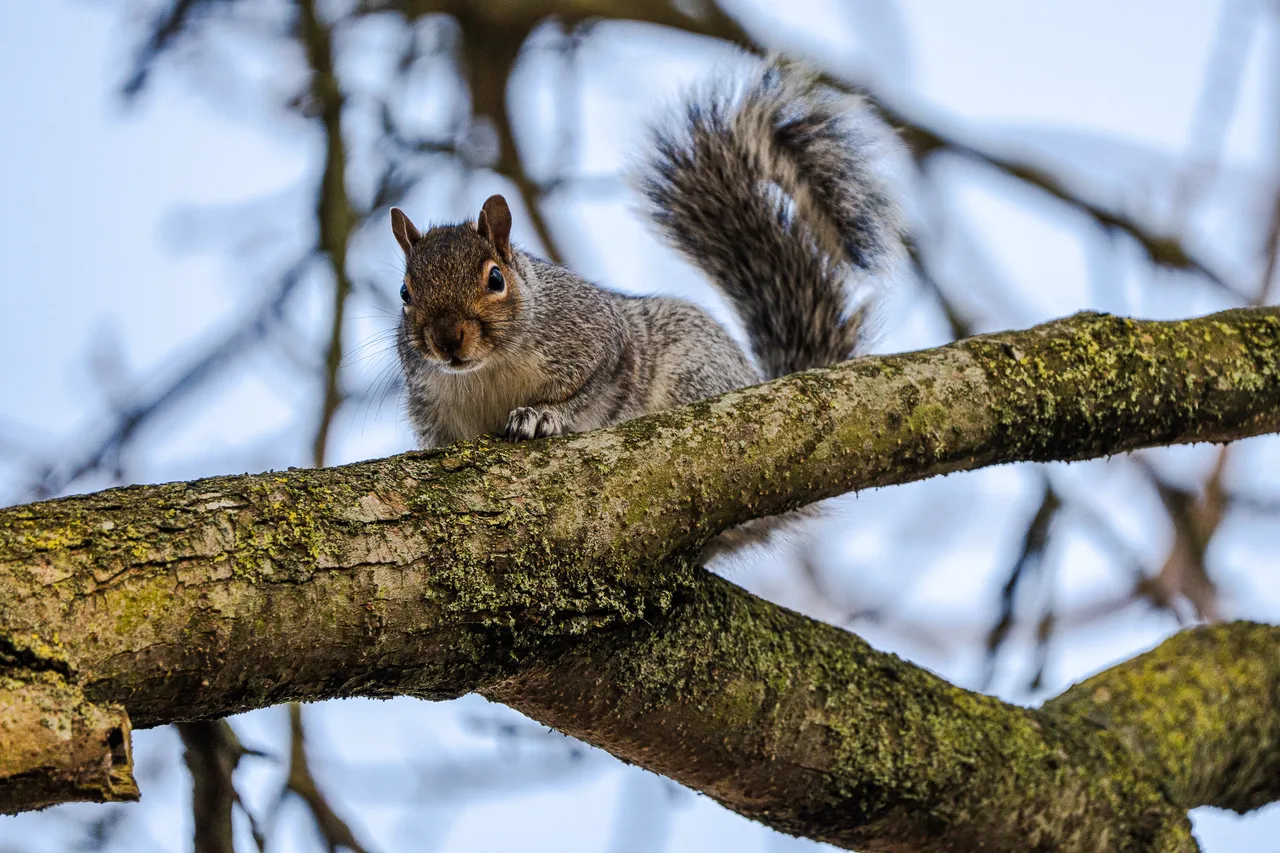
[504,407,564,441]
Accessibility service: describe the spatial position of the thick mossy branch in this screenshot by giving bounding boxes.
[0,308,1278,844]
[1047,623,1280,815]
[489,574,1253,853]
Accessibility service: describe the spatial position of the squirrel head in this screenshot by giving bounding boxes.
[392,195,522,374]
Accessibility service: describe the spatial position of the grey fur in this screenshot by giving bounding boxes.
[395,57,903,555]
[638,56,902,378]
[398,248,758,448]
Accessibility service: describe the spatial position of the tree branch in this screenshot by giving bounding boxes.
[2,307,1278,850]
[1047,624,1280,816]
[0,664,135,813]
[297,0,357,469]
[277,703,370,853]
[19,263,304,501]
[880,99,1244,299]
[489,578,1277,852]
[177,719,258,853]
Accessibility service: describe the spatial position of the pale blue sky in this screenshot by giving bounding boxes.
[0,2,1277,851]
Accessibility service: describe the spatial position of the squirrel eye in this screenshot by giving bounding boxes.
[399,282,410,304]
[487,266,505,293]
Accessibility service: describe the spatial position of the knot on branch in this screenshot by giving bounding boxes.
[0,637,137,813]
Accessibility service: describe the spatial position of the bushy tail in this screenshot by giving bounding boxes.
[637,56,903,379]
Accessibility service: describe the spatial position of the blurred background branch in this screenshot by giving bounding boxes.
[1,0,1277,851]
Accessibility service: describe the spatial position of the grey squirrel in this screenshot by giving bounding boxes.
[392,56,903,454]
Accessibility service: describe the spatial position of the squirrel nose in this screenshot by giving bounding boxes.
[432,320,466,358]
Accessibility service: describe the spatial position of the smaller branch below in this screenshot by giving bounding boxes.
[1046,622,1280,815]
[278,702,370,853]
[0,666,136,814]
[178,719,261,853]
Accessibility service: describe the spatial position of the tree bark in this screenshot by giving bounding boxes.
[1,308,1278,851]
[489,580,1278,853]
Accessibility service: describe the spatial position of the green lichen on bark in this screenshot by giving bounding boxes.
[1,307,1279,849]
[490,573,1213,853]
[967,310,1280,464]
[1048,622,1280,815]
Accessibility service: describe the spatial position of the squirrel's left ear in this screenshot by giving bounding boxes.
[477,194,513,262]
[390,207,421,259]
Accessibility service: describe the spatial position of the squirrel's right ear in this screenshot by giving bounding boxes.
[390,207,421,259]
[476,194,513,262]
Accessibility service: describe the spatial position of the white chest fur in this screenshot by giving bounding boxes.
[419,356,549,442]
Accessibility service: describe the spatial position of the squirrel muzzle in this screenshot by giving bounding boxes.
[426,315,483,370]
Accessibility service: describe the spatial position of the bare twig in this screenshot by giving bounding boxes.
[1260,188,1280,302]
[1132,452,1227,623]
[283,11,370,844]
[296,0,357,468]
[18,262,305,502]
[458,22,565,263]
[123,0,221,98]
[907,240,976,341]
[177,719,268,853]
[982,478,1060,689]
[1170,0,1258,227]
[878,98,1247,301]
[278,704,370,853]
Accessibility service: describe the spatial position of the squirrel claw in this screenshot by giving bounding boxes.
[504,407,563,441]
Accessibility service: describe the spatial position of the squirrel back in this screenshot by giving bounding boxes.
[637,57,902,379]
[392,55,903,450]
